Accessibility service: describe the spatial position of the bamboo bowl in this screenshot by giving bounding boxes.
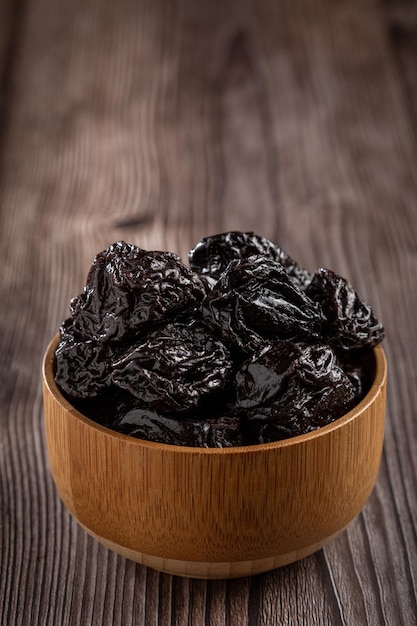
[42,336,387,579]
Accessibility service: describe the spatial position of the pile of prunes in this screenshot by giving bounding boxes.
[55,232,384,447]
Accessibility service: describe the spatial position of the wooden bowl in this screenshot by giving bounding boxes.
[42,335,387,579]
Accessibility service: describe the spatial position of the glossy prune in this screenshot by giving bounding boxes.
[342,349,375,400]
[55,319,114,398]
[112,406,242,447]
[234,340,302,409]
[306,268,384,353]
[202,256,323,351]
[245,344,357,443]
[112,322,232,413]
[70,241,206,343]
[189,231,312,289]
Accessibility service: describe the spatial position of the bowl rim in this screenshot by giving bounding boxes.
[43,333,387,455]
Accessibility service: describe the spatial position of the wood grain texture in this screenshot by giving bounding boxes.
[0,0,18,108]
[0,0,416,623]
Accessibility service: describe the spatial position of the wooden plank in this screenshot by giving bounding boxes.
[0,0,416,624]
[0,1,16,96]
[386,1,417,146]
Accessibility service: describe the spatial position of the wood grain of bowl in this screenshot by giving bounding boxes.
[42,335,387,579]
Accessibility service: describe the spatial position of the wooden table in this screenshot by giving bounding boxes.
[1,0,416,623]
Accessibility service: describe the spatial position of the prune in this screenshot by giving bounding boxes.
[71,388,129,427]
[245,344,357,443]
[342,349,375,400]
[234,340,302,409]
[306,268,384,353]
[189,231,312,289]
[70,241,206,343]
[112,322,232,413]
[112,406,242,447]
[202,256,323,352]
[55,318,114,398]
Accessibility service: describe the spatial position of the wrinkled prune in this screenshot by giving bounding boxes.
[245,344,357,443]
[235,340,302,409]
[202,256,323,351]
[71,388,129,427]
[189,231,312,289]
[306,268,384,353]
[113,406,242,447]
[70,241,206,343]
[112,322,232,413]
[342,349,375,400]
[55,319,114,398]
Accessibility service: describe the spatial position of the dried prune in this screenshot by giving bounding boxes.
[112,322,232,413]
[112,406,242,447]
[341,349,375,400]
[189,231,312,289]
[70,388,129,427]
[113,406,208,444]
[306,268,384,353]
[55,319,114,398]
[234,340,302,409]
[202,256,323,352]
[245,344,357,443]
[70,241,206,343]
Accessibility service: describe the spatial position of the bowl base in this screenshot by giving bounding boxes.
[81,523,346,579]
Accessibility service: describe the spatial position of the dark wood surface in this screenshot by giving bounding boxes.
[1,0,416,624]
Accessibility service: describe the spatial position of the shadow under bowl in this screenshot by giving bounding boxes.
[42,335,387,579]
